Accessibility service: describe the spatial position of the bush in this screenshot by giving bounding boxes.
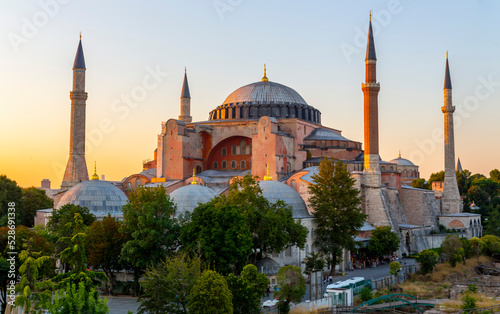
[462,293,477,311]
[416,249,439,275]
[359,287,373,302]
[467,284,478,293]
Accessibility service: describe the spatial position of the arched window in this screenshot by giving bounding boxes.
[285,247,292,257]
[291,179,297,191]
[390,166,394,171]
[222,161,227,169]
[221,147,227,157]
[231,160,236,169]
[135,178,141,188]
[196,166,202,173]
[213,161,218,169]
[224,108,228,119]
[240,140,246,155]
[231,144,237,155]
[380,166,386,172]
[127,182,132,190]
[403,170,408,177]
[231,107,236,118]
[240,160,246,169]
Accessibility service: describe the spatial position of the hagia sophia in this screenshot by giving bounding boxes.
[36,15,482,275]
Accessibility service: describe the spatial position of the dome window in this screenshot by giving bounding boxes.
[221,147,227,157]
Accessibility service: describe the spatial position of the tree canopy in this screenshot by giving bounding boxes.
[274,265,306,314]
[188,270,233,314]
[308,158,365,274]
[226,264,269,314]
[367,226,400,257]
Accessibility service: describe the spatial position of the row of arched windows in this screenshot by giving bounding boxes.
[213,160,247,169]
[221,140,251,157]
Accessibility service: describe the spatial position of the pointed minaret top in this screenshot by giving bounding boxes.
[399,150,401,158]
[261,64,269,82]
[73,37,86,70]
[444,52,452,89]
[456,157,463,172]
[181,69,191,99]
[91,161,99,180]
[366,13,377,61]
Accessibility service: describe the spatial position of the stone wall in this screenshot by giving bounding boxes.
[402,187,439,227]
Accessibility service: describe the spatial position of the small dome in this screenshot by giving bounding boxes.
[169,184,217,217]
[57,180,128,217]
[258,180,311,218]
[256,257,280,276]
[389,157,415,166]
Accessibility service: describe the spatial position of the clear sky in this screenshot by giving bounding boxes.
[1,0,499,188]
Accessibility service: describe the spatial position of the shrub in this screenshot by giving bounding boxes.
[461,293,477,311]
[359,287,373,302]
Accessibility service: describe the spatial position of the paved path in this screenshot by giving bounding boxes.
[102,296,140,314]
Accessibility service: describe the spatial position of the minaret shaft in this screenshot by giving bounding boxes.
[61,39,89,190]
[441,56,462,214]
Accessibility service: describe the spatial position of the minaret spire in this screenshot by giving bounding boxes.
[61,36,89,190]
[441,52,462,214]
[261,64,269,82]
[362,11,381,178]
[179,68,192,123]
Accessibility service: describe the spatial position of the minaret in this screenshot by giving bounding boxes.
[362,12,381,183]
[441,52,462,214]
[178,68,192,123]
[61,36,89,190]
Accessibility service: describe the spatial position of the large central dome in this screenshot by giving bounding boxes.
[223,81,307,106]
[208,79,321,124]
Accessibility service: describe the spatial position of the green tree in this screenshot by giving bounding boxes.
[138,253,200,314]
[484,208,500,236]
[0,175,23,227]
[14,239,54,313]
[440,235,465,267]
[274,265,306,314]
[181,202,252,275]
[0,258,11,313]
[85,214,127,292]
[216,175,308,263]
[188,270,233,314]
[428,171,445,186]
[480,235,500,257]
[52,213,108,290]
[470,237,484,260]
[461,293,477,312]
[47,204,96,238]
[21,187,53,228]
[467,185,490,210]
[308,158,365,274]
[460,237,474,259]
[40,282,109,314]
[367,226,400,258]
[389,261,401,285]
[120,186,180,295]
[490,169,500,183]
[303,252,325,275]
[411,178,430,190]
[457,170,472,196]
[415,249,438,275]
[226,264,269,314]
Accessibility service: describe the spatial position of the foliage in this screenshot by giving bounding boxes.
[138,253,201,314]
[415,249,439,274]
[490,169,500,183]
[0,175,24,227]
[14,239,54,312]
[359,286,373,302]
[214,175,308,261]
[226,264,269,314]
[470,237,484,260]
[47,204,96,238]
[389,261,401,277]
[411,178,430,190]
[467,284,478,293]
[440,235,465,267]
[40,282,109,314]
[367,226,400,257]
[188,270,233,314]
[428,171,445,186]
[0,258,9,313]
[303,252,325,275]
[85,214,127,291]
[479,235,500,257]
[21,187,53,228]
[461,293,477,311]
[457,170,472,196]
[120,185,180,294]
[274,265,306,314]
[460,237,474,259]
[308,158,365,274]
[181,202,252,275]
[483,208,500,236]
[52,213,108,290]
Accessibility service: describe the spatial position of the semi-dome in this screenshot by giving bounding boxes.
[169,184,217,217]
[258,180,311,219]
[256,257,280,276]
[57,179,128,218]
[209,79,321,124]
